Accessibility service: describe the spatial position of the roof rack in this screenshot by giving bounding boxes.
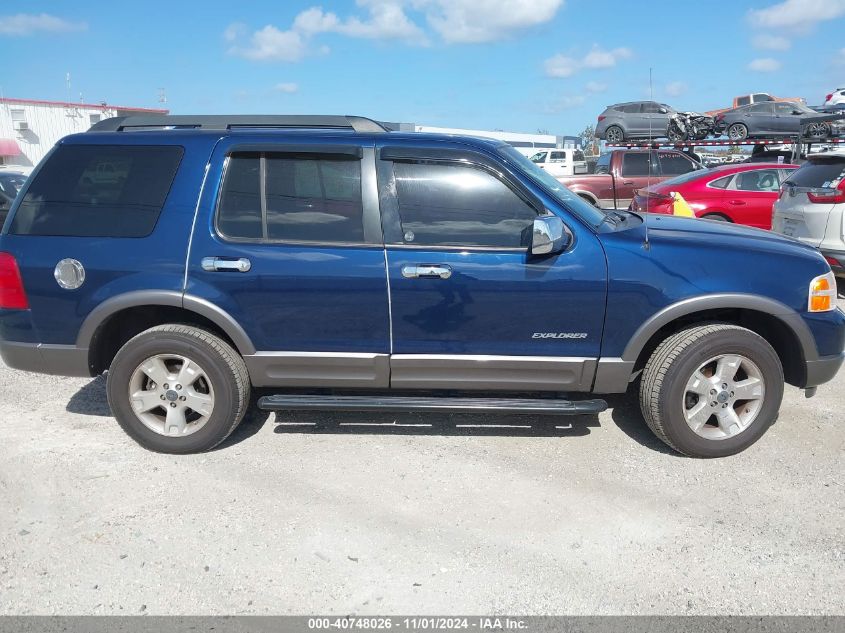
[89,115,389,133]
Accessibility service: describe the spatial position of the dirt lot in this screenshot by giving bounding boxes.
[0,294,842,616]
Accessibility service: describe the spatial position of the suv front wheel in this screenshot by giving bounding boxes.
[107,324,251,453]
[639,324,784,458]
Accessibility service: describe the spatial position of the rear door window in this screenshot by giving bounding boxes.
[621,153,653,177]
[10,145,183,237]
[658,152,697,176]
[217,152,365,244]
[733,169,782,192]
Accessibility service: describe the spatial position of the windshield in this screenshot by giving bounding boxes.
[498,145,607,227]
[528,151,547,163]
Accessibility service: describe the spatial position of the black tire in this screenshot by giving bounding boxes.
[107,324,251,454]
[701,213,731,222]
[639,324,784,458]
[727,123,748,141]
[605,125,624,143]
[802,122,830,139]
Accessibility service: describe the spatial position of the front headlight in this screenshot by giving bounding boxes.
[808,271,837,312]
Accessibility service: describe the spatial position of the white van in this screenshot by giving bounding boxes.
[528,148,588,177]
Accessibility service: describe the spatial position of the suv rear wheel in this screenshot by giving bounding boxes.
[639,324,783,457]
[605,125,624,143]
[106,324,250,454]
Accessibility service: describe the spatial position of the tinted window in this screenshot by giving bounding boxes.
[753,93,772,101]
[550,151,566,162]
[266,156,363,242]
[621,104,642,114]
[658,152,696,176]
[642,102,663,113]
[595,153,612,174]
[621,153,653,177]
[785,160,845,188]
[775,102,798,115]
[217,152,364,243]
[11,145,182,237]
[392,162,537,248]
[0,174,26,198]
[737,96,751,106]
[748,103,772,114]
[217,153,262,239]
[734,169,781,192]
[573,150,585,162]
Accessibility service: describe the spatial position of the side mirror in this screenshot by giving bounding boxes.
[792,110,802,115]
[659,108,668,114]
[531,215,570,256]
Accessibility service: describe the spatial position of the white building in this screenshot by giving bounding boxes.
[0,97,168,173]
[409,124,580,154]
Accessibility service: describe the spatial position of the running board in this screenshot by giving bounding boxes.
[257,394,608,415]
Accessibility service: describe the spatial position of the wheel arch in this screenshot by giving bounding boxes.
[78,291,256,375]
[621,294,818,388]
[573,190,599,205]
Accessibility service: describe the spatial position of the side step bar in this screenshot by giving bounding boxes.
[258,394,608,415]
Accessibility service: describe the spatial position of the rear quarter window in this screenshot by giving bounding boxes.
[10,145,183,237]
[786,160,845,188]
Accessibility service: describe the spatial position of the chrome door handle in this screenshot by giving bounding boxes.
[201,257,251,273]
[401,264,452,279]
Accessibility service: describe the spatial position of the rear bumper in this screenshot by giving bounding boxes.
[805,352,845,388]
[820,247,845,276]
[0,340,90,376]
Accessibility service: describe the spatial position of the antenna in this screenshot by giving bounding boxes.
[643,67,653,251]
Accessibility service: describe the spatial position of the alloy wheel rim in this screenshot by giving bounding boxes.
[682,354,765,440]
[128,354,215,437]
[607,128,622,142]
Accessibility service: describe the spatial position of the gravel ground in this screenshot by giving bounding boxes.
[0,293,842,616]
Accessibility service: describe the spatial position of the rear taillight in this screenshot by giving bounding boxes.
[807,179,845,204]
[824,256,840,267]
[825,93,833,102]
[0,252,28,310]
[598,115,606,122]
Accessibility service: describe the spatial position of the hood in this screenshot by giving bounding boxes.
[631,213,824,259]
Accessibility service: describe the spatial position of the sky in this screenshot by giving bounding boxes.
[2,0,844,136]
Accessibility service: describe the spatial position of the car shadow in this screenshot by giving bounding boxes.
[65,379,676,454]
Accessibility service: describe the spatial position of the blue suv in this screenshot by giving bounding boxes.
[0,115,842,457]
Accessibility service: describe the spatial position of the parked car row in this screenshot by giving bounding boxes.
[614,148,845,278]
[630,163,797,229]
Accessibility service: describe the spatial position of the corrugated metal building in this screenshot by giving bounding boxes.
[0,97,168,172]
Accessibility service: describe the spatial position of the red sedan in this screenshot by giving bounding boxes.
[630,163,798,229]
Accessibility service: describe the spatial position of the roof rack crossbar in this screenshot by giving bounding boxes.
[89,115,389,133]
